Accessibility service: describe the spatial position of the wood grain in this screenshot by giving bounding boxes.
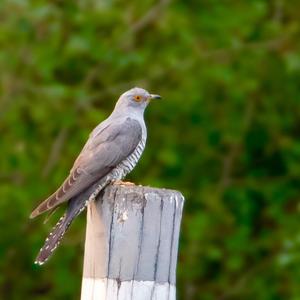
[81,185,184,300]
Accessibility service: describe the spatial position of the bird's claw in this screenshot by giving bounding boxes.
[113,180,135,186]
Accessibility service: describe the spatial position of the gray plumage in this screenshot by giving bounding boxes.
[31,87,161,265]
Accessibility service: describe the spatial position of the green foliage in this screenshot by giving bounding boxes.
[1,0,300,299]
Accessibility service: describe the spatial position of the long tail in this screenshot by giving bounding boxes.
[34,177,111,265]
[34,195,87,265]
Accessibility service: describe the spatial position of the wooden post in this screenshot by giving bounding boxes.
[81,184,184,300]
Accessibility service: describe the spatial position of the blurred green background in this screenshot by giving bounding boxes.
[1,0,300,299]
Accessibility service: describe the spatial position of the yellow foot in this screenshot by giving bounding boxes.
[113,180,135,186]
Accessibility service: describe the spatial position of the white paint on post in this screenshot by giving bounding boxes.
[81,278,107,300]
[82,278,175,300]
[81,185,184,300]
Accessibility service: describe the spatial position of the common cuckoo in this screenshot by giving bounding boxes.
[30,87,161,265]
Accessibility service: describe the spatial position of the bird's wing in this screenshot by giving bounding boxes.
[30,117,142,218]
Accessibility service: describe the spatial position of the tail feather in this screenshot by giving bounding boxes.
[34,178,110,265]
[34,197,88,265]
[35,214,68,265]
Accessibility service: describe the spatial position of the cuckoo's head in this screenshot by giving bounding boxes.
[115,87,161,112]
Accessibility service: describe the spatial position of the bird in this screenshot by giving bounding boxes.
[30,87,161,265]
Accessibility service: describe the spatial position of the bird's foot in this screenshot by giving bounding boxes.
[113,180,135,186]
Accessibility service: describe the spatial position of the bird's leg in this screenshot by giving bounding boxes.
[113,180,135,186]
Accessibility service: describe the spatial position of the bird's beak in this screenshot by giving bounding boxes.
[149,94,162,100]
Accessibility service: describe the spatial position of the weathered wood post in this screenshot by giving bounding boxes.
[81,184,184,300]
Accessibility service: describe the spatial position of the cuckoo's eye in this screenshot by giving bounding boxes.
[133,95,143,102]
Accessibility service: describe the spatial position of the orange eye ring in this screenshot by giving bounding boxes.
[133,95,142,102]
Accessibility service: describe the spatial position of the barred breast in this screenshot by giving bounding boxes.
[86,138,146,203]
[114,139,146,179]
